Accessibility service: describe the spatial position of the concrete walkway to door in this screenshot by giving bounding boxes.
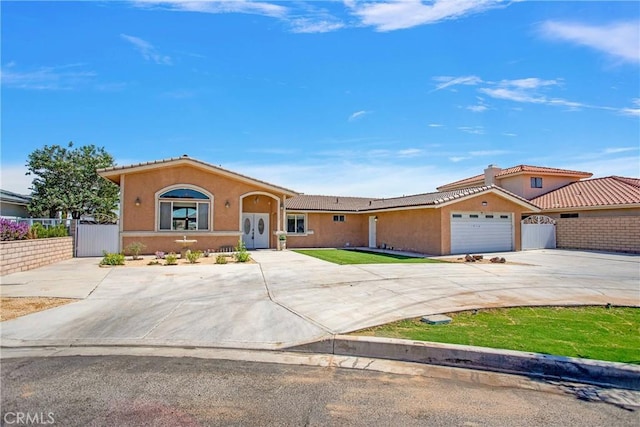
[1,249,638,350]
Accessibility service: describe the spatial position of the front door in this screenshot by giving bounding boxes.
[368,216,377,248]
[242,213,270,249]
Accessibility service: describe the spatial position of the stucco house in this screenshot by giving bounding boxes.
[437,165,640,253]
[0,189,32,219]
[98,156,544,256]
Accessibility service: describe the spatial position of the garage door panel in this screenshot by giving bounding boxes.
[450,213,513,254]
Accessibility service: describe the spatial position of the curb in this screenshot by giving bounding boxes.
[287,335,640,391]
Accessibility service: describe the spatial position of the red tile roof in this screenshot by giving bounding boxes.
[531,176,640,210]
[437,164,592,191]
[98,155,298,195]
[286,186,537,212]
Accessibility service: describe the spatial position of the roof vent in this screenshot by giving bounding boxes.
[182,154,189,158]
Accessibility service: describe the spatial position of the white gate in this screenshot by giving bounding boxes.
[521,215,556,250]
[76,223,119,257]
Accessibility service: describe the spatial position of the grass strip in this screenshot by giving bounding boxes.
[354,306,640,364]
[293,249,443,265]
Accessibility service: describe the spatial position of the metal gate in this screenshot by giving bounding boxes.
[75,223,119,257]
[521,215,556,250]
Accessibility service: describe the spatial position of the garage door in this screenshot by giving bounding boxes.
[450,213,513,254]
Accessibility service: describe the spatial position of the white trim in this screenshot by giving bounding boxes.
[155,184,214,232]
[119,174,125,252]
[122,231,241,237]
[239,190,281,232]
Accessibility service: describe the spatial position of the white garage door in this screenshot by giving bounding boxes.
[450,213,513,254]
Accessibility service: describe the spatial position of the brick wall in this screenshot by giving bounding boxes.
[556,216,640,253]
[0,237,74,276]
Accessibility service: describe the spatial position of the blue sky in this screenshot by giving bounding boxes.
[2,0,639,197]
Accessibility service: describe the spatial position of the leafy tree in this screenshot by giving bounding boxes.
[26,142,119,221]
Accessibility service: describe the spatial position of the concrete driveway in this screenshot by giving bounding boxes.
[1,249,638,350]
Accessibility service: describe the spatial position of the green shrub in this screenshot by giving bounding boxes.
[125,241,146,260]
[165,252,178,265]
[186,250,202,264]
[234,239,250,263]
[100,252,125,266]
[215,254,228,264]
[29,223,68,239]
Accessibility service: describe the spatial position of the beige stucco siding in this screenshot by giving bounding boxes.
[121,164,284,251]
[122,235,240,256]
[286,213,367,248]
[439,192,531,254]
[498,174,581,200]
[374,208,443,255]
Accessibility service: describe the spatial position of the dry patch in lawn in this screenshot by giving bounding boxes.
[1,297,77,321]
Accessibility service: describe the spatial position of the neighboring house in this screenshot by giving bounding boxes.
[438,165,640,253]
[0,189,32,219]
[98,156,540,256]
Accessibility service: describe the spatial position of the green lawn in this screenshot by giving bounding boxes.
[354,306,640,364]
[293,249,443,265]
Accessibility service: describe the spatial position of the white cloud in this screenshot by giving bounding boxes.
[229,159,467,197]
[458,126,484,135]
[540,20,640,64]
[133,0,287,18]
[1,164,33,195]
[449,156,470,163]
[121,34,172,65]
[466,104,488,112]
[1,63,96,90]
[428,123,444,128]
[432,75,483,92]
[398,148,424,158]
[290,18,345,33]
[502,132,517,137]
[602,147,638,155]
[348,110,370,121]
[347,0,505,32]
[469,149,509,156]
[563,156,640,179]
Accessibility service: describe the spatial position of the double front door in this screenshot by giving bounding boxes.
[242,213,269,249]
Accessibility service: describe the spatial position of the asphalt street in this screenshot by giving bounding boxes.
[1,355,638,427]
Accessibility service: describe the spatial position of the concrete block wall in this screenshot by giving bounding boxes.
[556,216,640,253]
[0,237,73,276]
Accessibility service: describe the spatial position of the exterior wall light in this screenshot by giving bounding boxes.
[482,201,488,206]
[225,200,230,208]
[374,216,378,222]
[135,197,141,206]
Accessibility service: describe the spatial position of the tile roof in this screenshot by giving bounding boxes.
[531,176,640,210]
[286,186,537,212]
[98,155,298,195]
[437,164,592,190]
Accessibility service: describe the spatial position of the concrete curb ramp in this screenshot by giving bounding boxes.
[288,335,640,391]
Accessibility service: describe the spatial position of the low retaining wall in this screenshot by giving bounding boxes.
[289,335,640,390]
[0,237,73,276]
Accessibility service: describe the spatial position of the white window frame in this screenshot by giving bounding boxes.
[287,213,306,234]
[155,184,213,232]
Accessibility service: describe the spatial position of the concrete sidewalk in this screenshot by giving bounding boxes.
[1,249,638,351]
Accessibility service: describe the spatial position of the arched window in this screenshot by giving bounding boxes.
[158,187,210,231]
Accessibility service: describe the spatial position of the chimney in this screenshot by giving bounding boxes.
[484,164,501,186]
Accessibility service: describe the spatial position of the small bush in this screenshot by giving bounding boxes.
[147,259,161,266]
[100,252,125,266]
[165,252,178,265]
[234,239,250,263]
[125,241,146,260]
[186,250,202,264]
[215,254,228,264]
[0,219,29,241]
[29,223,68,239]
